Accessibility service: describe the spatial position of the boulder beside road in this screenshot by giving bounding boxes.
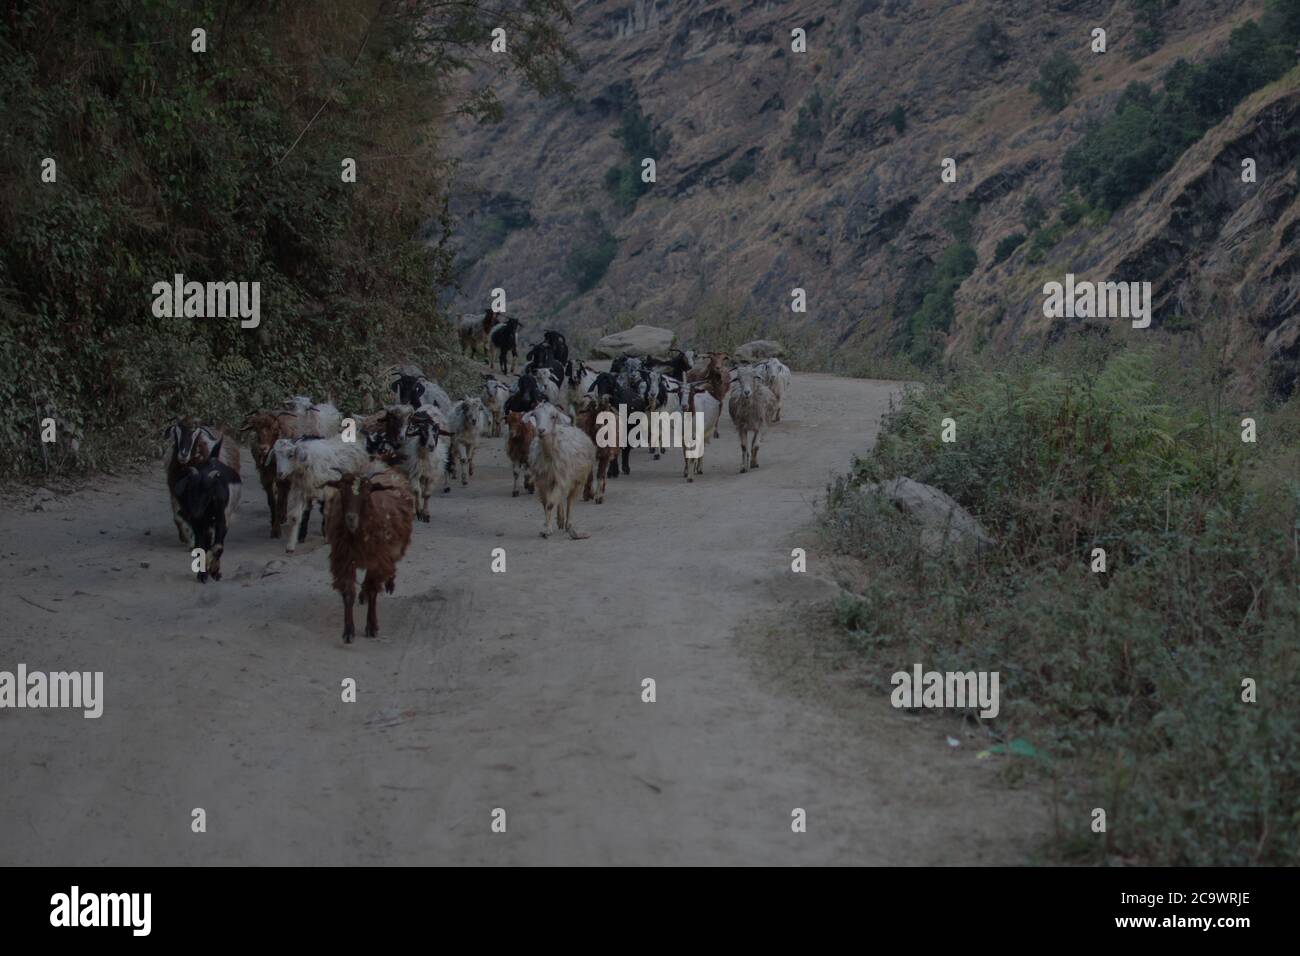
[592,325,676,359]
[734,339,786,362]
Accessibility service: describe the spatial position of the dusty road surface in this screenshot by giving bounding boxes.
[0,371,1046,865]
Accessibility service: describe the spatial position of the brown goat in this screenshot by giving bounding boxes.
[687,351,731,438]
[240,410,291,537]
[324,464,414,643]
[457,308,499,363]
[576,396,620,504]
[505,410,535,497]
[164,418,241,545]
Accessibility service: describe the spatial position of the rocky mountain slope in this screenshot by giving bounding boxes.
[443,0,1298,392]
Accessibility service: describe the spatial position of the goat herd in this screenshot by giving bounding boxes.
[163,313,792,643]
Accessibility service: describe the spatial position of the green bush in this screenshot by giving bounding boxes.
[565,211,617,293]
[782,87,832,166]
[971,18,1011,71]
[993,233,1026,264]
[604,93,669,213]
[1132,0,1177,56]
[1021,194,1047,233]
[823,348,1300,864]
[905,242,977,364]
[1029,50,1081,112]
[726,156,756,184]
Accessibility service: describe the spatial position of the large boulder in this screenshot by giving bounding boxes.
[862,476,993,558]
[592,325,676,359]
[734,339,786,362]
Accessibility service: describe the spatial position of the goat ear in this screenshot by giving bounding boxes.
[210,435,224,459]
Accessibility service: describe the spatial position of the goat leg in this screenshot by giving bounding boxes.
[364,577,381,638]
[565,486,589,539]
[171,494,192,546]
[209,513,227,581]
[263,481,280,538]
[294,501,310,543]
[341,583,356,643]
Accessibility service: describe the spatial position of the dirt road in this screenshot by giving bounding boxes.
[0,371,1045,865]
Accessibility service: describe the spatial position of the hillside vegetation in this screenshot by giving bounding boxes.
[0,0,573,477]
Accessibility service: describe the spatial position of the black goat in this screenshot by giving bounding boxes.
[490,317,522,374]
[524,343,566,385]
[586,372,646,477]
[542,329,569,364]
[504,373,544,415]
[173,436,242,583]
[649,348,692,380]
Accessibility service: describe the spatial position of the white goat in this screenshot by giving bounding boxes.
[535,368,563,405]
[525,402,596,539]
[445,397,488,487]
[282,396,342,437]
[399,409,449,520]
[727,365,776,473]
[563,362,599,419]
[667,380,721,482]
[481,377,512,437]
[272,435,370,552]
[754,358,791,422]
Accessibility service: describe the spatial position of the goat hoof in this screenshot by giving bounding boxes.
[211,570,222,581]
[196,572,208,583]
[539,530,551,539]
[365,628,378,638]
[385,579,395,595]
[512,490,519,498]
[442,488,450,494]
[342,630,353,644]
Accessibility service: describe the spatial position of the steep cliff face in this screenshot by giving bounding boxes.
[444,0,1297,391]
